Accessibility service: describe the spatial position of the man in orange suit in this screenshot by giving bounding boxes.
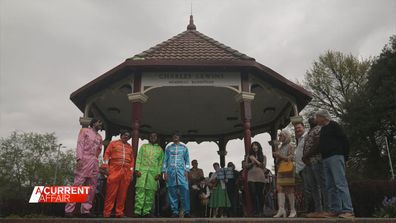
[101,130,134,218]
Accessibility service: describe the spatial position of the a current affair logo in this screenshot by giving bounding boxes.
[29,186,91,203]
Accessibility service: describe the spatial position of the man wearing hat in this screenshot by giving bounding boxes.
[315,110,354,219]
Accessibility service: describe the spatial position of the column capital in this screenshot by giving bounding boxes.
[79,117,91,127]
[235,91,255,103]
[290,115,303,124]
[128,92,148,103]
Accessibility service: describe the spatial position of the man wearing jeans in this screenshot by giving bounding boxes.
[302,114,327,216]
[316,110,354,219]
[293,122,311,213]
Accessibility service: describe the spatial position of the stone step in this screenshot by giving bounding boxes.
[1,218,396,223]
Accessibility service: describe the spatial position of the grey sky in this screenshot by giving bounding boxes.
[1,0,395,175]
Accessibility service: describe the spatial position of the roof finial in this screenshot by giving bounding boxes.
[187,15,196,30]
[187,2,196,31]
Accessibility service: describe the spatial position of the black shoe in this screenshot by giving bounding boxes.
[184,213,191,218]
[171,213,179,218]
[80,213,96,218]
[64,213,75,218]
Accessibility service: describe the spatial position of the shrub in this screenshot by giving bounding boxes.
[374,196,396,218]
[349,180,396,217]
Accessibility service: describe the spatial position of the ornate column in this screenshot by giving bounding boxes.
[126,72,148,217]
[290,103,303,124]
[269,127,278,167]
[127,73,148,158]
[235,91,255,155]
[79,102,93,127]
[290,104,302,145]
[269,127,278,179]
[268,127,279,212]
[103,126,115,151]
[235,72,255,216]
[217,139,228,168]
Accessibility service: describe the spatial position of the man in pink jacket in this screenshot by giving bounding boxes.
[65,119,103,218]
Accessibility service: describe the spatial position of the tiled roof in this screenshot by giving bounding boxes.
[70,16,312,114]
[129,16,254,62]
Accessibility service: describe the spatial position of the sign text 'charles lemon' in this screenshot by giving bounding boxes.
[142,72,240,88]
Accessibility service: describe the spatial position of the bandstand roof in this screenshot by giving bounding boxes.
[70,16,311,142]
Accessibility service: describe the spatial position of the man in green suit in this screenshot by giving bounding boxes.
[134,132,164,217]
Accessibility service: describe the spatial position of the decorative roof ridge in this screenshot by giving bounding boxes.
[189,30,255,61]
[127,15,255,61]
[128,31,189,60]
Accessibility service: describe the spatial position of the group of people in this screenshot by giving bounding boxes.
[64,123,189,218]
[64,108,354,219]
[272,109,354,219]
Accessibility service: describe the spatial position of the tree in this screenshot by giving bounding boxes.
[366,35,396,144]
[304,51,371,118]
[0,131,75,216]
[343,35,396,179]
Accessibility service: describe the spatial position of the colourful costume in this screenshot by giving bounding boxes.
[162,143,191,216]
[65,127,102,215]
[134,143,164,216]
[102,140,134,217]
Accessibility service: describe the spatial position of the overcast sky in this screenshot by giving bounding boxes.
[1,0,395,175]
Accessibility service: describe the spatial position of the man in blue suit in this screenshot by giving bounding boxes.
[162,132,191,218]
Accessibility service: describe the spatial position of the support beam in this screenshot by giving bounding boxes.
[217,139,228,168]
[269,128,278,212]
[239,72,253,216]
[79,117,91,128]
[129,73,145,158]
[269,127,278,176]
[79,102,93,127]
[126,72,144,217]
[290,103,303,124]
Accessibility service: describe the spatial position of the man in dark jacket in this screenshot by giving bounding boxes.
[316,110,354,219]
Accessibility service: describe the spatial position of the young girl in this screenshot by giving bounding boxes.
[245,141,267,216]
[208,162,231,217]
[198,178,211,217]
